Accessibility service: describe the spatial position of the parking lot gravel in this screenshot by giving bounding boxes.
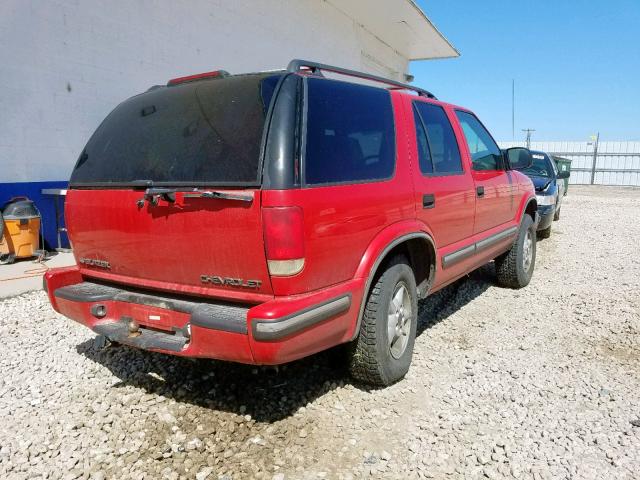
[1,186,639,480]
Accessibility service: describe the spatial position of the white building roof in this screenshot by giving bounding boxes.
[330,0,459,61]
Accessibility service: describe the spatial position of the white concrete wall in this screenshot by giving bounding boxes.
[0,0,410,183]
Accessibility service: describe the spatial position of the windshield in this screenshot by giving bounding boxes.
[520,152,552,177]
[70,72,282,187]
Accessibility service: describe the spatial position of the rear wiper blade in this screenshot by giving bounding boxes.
[183,190,254,202]
[136,187,253,207]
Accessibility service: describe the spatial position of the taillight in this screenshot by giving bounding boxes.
[263,206,305,276]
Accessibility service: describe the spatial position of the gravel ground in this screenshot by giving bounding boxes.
[1,186,639,480]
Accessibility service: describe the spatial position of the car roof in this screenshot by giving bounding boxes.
[390,89,467,111]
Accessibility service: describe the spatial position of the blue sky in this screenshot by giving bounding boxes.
[412,1,640,141]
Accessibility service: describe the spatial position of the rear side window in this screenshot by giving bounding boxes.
[455,110,502,171]
[413,102,463,174]
[70,73,281,186]
[304,78,395,185]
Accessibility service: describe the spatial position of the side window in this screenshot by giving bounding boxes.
[413,106,433,174]
[413,102,463,174]
[304,78,395,185]
[455,111,502,171]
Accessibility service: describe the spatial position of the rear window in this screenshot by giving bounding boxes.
[304,78,395,185]
[70,73,282,186]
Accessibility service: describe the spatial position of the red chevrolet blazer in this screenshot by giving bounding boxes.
[45,60,538,386]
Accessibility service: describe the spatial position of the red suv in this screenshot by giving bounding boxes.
[45,60,538,386]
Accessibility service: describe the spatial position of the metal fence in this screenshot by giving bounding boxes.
[499,141,640,186]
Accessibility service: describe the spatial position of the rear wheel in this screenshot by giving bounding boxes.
[553,207,561,221]
[495,215,536,289]
[348,255,418,386]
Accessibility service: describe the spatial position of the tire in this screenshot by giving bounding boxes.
[348,255,418,386]
[495,215,536,289]
[0,253,15,265]
[553,207,560,221]
[537,225,551,239]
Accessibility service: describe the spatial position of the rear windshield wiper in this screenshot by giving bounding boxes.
[182,189,254,202]
[137,187,253,207]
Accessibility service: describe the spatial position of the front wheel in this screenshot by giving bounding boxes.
[348,255,418,386]
[495,215,536,288]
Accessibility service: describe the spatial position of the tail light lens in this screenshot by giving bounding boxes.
[263,206,305,276]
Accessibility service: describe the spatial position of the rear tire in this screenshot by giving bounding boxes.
[553,207,561,221]
[538,225,551,239]
[495,215,536,289]
[348,255,418,386]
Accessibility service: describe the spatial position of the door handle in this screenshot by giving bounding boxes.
[476,186,485,197]
[422,193,435,209]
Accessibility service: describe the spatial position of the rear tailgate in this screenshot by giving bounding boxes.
[67,188,273,301]
[64,72,285,301]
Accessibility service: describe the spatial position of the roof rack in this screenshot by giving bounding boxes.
[287,59,436,99]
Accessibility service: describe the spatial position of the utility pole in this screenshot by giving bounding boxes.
[522,128,535,149]
[512,79,515,141]
[590,132,600,185]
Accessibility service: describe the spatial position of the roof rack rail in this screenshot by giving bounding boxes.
[287,59,436,99]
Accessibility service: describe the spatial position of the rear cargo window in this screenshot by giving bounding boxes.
[304,78,395,185]
[70,73,282,186]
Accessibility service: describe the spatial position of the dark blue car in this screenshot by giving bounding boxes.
[517,151,570,238]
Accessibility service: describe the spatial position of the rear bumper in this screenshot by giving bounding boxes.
[44,267,362,365]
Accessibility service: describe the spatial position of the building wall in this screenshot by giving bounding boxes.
[0,0,411,247]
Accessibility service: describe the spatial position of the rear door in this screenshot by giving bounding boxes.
[66,73,283,301]
[454,110,514,234]
[407,99,476,282]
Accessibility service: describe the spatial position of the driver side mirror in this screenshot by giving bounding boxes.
[505,147,533,170]
[557,170,570,180]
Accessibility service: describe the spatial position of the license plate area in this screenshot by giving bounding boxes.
[129,304,190,332]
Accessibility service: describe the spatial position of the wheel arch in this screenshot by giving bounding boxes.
[350,229,436,341]
[522,197,538,223]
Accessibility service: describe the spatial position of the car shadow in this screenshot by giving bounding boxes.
[417,263,494,336]
[76,337,350,423]
[76,264,496,422]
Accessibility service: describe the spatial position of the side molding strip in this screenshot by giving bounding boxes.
[475,226,518,252]
[442,226,518,269]
[441,244,475,269]
[252,294,351,341]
